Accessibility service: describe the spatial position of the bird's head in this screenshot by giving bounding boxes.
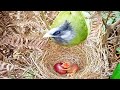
[43,20,75,45]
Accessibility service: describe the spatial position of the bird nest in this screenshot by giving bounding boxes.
[38,12,109,79]
[0,11,109,79]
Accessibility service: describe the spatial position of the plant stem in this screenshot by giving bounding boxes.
[110,19,120,29]
[105,11,112,24]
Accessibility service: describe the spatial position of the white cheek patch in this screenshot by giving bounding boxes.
[61,31,71,39]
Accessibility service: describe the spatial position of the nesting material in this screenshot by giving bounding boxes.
[0,11,109,79]
[38,12,109,79]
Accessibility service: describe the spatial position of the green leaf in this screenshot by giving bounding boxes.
[111,63,120,79]
[116,47,120,54]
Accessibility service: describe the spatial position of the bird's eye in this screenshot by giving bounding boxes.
[53,31,61,35]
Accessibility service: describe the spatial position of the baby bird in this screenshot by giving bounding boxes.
[61,62,79,77]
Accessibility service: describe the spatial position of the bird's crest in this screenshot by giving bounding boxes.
[60,20,72,31]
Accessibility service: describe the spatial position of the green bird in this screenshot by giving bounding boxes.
[43,11,91,46]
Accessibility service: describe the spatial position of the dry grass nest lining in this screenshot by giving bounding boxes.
[39,12,109,79]
[0,11,109,79]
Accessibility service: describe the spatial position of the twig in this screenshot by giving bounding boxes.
[30,55,42,75]
[101,11,110,28]
[110,19,120,29]
[117,25,120,43]
[102,18,111,46]
[17,66,32,78]
[107,36,119,41]
[111,25,120,61]
[115,25,120,45]
[103,17,120,44]
[102,18,108,29]
[101,12,115,67]
[105,11,112,24]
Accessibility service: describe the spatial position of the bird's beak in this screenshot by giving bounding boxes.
[43,32,53,38]
[43,28,58,38]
